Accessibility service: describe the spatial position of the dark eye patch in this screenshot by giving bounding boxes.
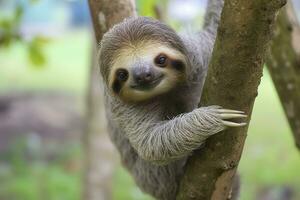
[171,60,185,71]
[112,80,122,93]
[112,68,128,94]
[112,69,129,94]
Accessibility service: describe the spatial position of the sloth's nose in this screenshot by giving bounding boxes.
[133,68,155,85]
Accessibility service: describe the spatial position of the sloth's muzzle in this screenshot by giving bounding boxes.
[131,65,163,90]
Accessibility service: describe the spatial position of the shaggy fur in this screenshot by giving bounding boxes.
[98,0,242,199]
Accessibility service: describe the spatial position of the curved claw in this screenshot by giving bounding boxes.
[220,113,247,119]
[222,121,247,127]
[218,109,245,114]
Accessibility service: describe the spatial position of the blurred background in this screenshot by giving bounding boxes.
[0,0,300,200]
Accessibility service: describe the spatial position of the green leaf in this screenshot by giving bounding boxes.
[28,41,46,67]
[0,19,13,30]
[34,36,50,44]
[1,35,12,47]
[137,0,158,17]
[29,0,40,4]
[14,4,24,24]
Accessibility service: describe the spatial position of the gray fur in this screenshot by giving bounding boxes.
[99,17,189,84]
[98,0,241,199]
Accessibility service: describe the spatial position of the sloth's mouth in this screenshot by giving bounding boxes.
[130,75,164,91]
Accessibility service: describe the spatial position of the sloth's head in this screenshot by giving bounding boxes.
[99,17,190,102]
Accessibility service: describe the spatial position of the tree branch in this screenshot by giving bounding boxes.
[88,0,137,44]
[266,1,300,149]
[177,0,286,199]
[84,1,136,200]
[83,46,117,200]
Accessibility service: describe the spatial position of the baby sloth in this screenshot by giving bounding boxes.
[99,1,245,199]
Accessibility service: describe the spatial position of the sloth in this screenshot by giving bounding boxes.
[98,0,246,199]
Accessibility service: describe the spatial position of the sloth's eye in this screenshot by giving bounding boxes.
[155,54,168,67]
[116,69,128,81]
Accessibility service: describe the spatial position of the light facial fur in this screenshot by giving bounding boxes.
[99,1,244,199]
[108,41,187,102]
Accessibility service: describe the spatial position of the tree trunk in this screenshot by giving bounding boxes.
[177,0,286,199]
[83,47,116,200]
[266,1,300,149]
[88,0,137,44]
[84,1,136,200]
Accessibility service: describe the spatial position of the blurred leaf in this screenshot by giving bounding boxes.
[28,47,46,66]
[0,19,13,30]
[137,0,157,17]
[1,35,12,47]
[28,39,46,67]
[34,36,50,44]
[14,5,24,25]
[0,2,48,62]
[0,5,22,48]
[29,0,40,4]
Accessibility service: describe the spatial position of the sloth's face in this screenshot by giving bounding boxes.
[108,42,187,102]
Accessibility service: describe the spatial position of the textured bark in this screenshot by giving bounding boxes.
[88,0,137,44]
[84,1,136,200]
[266,2,300,149]
[177,0,286,199]
[83,48,116,200]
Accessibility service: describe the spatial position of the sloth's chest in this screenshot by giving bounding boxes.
[160,88,198,119]
[160,99,190,120]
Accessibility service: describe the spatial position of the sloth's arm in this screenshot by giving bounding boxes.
[179,0,224,83]
[124,106,246,165]
[203,0,224,37]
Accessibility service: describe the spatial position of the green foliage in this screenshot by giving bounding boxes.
[0,31,90,93]
[0,4,23,47]
[29,0,40,3]
[1,164,82,200]
[28,37,48,67]
[0,140,82,200]
[136,0,157,17]
[136,0,168,17]
[0,7,22,47]
[113,168,152,200]
[0,2,47,67]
